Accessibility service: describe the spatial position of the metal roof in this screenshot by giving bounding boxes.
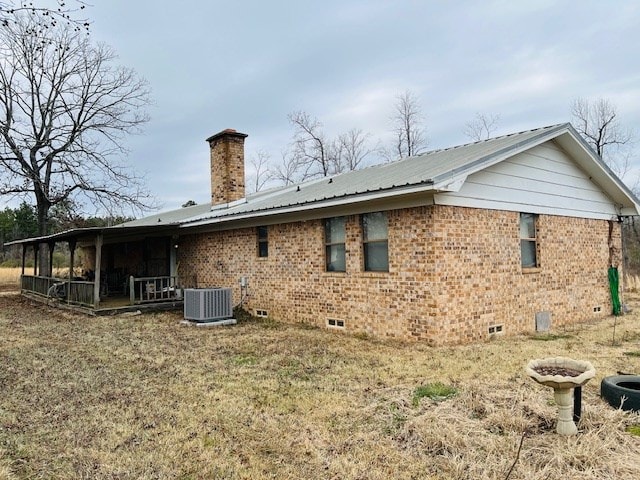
[118,202,212,227]
[175,123,581,225]
[8,122,639,246]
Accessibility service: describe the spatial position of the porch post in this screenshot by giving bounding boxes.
[170,236,178,282]
[21,244,26,275]
[68,239,76,305]
[32,243,38,276]
[48,241,55,277]
[93,234,103,308]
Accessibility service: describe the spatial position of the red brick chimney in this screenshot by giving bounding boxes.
[206,129,248,206]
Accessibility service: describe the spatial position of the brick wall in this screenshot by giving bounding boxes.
[177,205,620,344]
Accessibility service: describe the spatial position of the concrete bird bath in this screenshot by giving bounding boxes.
[526,357,596,435]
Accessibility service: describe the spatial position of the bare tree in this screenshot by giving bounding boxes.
[288,110,334,178]
[272,111,378,187]
[333,128,374,172]
[571,97,634,179]
[391,90,427,158]
[271,150,306,186]
[0,17,152,244]
[463,113,500,141]
[247,149,273,193]
[0,0,89,32]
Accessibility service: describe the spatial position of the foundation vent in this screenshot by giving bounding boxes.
[488,324,503,335]
[327,318,345,329]
[184,288,233,322]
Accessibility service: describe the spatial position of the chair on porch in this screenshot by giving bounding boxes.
[145,282,157,300]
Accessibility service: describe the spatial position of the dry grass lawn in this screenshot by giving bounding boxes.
[1,291,640,479]
[0,268,21,288]
[0,267,78,287]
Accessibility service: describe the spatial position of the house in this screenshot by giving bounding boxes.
[11,123,640,344]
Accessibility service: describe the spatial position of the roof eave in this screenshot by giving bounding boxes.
[180,181,436,229]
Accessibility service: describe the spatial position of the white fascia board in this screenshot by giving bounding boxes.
[433,176,467,192]
[554,131,640,215]
[179,183,436,230]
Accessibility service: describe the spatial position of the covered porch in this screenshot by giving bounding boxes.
[9,224,191,314]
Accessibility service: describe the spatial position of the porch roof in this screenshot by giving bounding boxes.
[4,223,181,247]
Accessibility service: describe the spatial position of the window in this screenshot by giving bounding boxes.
[362,212,389,272]
[520,213,538,268]
[257,226,268,257]
[325,217,346,272]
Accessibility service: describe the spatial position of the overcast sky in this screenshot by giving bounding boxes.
[87,0,640,211]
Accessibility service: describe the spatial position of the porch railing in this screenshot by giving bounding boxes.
[67,281,95,307]
[129,275,181,304]
[21,274,96,307]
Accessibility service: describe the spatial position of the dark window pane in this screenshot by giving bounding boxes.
[521,240,537,268]
[364,241,389,271]
[257,226,268,257]
[326,244,346,272]
[363,212,388,272]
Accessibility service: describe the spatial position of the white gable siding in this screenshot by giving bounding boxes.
[434,141,620,220]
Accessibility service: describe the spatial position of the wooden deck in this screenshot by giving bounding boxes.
[21,290,183,316]
[94,295,184,316]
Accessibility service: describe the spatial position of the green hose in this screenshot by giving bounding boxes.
[608,266,622,316]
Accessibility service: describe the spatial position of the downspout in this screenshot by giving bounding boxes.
[608,219,622,316]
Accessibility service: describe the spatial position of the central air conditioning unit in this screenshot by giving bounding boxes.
[184,288,233,322]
